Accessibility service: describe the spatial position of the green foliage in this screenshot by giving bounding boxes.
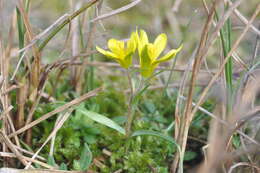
[31,71,212,171]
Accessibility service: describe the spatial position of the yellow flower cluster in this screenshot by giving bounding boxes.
[96,30,182,77]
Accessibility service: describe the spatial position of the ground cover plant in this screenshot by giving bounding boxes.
[0,0,259,172]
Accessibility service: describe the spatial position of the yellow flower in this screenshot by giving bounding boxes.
[96,32,137,68]
[136,30,182,77]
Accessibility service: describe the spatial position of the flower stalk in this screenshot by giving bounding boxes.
[125,69,134,137]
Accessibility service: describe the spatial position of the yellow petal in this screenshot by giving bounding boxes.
[137,30,149,56]
[146,43,156,61]
[96,46,118,59]
[139,30,149,44]
[108,39,125,55]
[126,32,137,53]
[153,33,167,59]
[153,44,183,64]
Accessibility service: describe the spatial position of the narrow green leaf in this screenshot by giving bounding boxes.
[16,7,25,50]
[77,108,126,135]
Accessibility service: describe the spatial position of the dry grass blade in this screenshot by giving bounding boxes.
[10,51,26,81]
[16,84,26,130]
[172,0,183,12]
[8,87,102,138]
[0,18,13,166]
[25,109,73,169]
[227,0,260,36]
[174,55,196,139]
[15,14,70,55]
[172,57,195,172]
[70,1,81,90]
[24,78,47,127]
[0,106,13,120]
[6,144,46,161]
[251,24,260,67]
[1,85,19,96]
[0,131,29,167]
[0,152,53,169]
[171,1,219,172]
[91,0,142,22]
[0,75,3,88]
[228,162,260,173]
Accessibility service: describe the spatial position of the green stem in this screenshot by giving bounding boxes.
[125,68,134,137]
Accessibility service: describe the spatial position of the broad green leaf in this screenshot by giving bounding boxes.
[77,108,126,135]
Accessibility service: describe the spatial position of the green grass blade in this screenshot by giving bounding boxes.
[16,0,30,50]
[16,7,25,50]
[216,6,233,115]
[77,108,126,135]
[216,6,232,93]
[221,18,233,92]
